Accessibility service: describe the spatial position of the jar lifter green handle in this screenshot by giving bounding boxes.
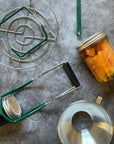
[0,98,46,123]
[0,79,47,123]
[0,62,80,123]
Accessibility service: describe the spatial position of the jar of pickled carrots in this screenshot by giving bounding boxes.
[76,31,114,82]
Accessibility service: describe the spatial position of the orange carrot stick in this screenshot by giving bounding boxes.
[92,55,108,82]
[100,38,113,54]
[85,56,107,82]
[86,48,96,57]
[85,57,101,81]
[98,51,113,78]
[99,38,114,74]
[85,56,94,68]
[109,52,114,73]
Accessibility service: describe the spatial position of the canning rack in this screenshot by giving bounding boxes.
[0,0,59,69]
[0,62,80,123]
[0,7,48,58]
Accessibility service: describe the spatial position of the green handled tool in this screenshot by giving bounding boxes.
[77,0,82,36]
[0,62,80,123]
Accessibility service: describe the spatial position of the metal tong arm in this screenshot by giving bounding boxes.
[0,63,64,98]
[0,62,80,123]
[11,25,48,57]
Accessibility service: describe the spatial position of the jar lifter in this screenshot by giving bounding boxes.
[0,62,80,123]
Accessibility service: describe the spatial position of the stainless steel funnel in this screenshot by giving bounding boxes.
[57,96,113,144]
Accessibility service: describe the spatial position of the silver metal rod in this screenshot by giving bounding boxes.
[46,86,77,105]
[33,62,65,81]
[0,29,23,35]
[0,30,56,42]
[24,36,56,42]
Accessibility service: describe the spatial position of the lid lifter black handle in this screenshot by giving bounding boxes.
[63,62,80,88]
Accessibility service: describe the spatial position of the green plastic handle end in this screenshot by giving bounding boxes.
[77,31,82,36]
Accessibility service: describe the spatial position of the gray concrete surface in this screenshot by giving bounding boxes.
[0,0,114,143]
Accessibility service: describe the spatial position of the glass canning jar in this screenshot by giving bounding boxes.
[76,31,114,82]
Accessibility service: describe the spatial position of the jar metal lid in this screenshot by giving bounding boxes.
[76,31,107,52]
[2,95,22,120]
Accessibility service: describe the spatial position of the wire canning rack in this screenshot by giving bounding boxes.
[0,0,59,70]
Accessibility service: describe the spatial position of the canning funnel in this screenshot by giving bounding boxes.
[57,96,113,144]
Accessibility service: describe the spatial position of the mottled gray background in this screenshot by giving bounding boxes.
[0,0,114,144]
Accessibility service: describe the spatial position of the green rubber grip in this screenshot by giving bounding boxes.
[0,80,33,98]
[77,0,82,36]
[0,7,33,25]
